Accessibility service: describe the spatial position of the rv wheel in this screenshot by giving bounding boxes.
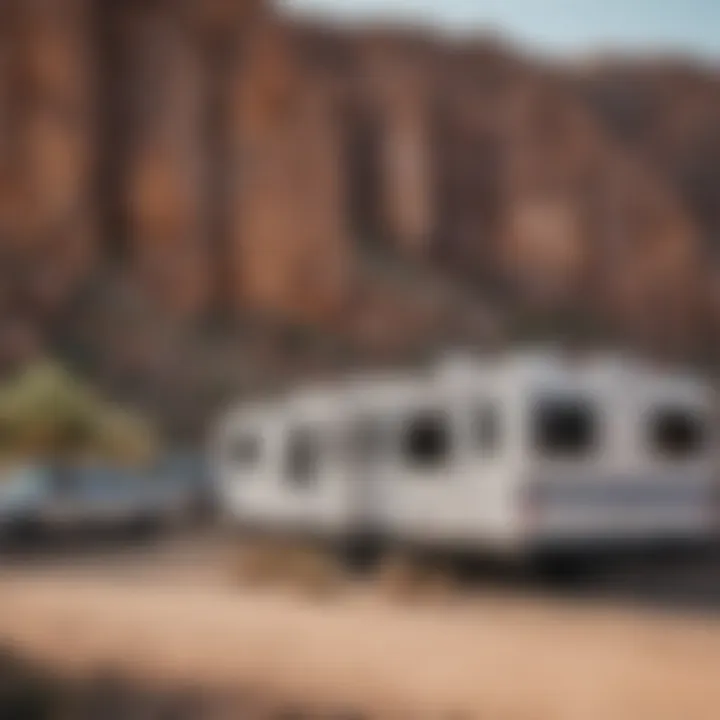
[340,533,385,576]
[532,554,593,587]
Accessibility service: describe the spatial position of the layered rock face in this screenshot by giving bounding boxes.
[0,0,717,370]
[293,26,711,356]
[229,17,350,324]
[0,0,95,363]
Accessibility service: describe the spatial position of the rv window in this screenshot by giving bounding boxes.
[228,434,261,468]
[285,428,321,486]
[474,405,500,454]
[402,412,451,468]
[533,398,597,458]
[649,408,707,459]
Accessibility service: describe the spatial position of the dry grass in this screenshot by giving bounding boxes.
[284,548,345,599]
[232,542,463,605]
[230,540,291,587]
[230,540,345,599]
[376,554,457,603]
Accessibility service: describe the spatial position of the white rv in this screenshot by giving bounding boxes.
[212,351,718,561]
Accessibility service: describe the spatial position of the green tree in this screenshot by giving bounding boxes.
[0,360,159,467]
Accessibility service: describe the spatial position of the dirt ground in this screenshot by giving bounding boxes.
[1,535,720,719]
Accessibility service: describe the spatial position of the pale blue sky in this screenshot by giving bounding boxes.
[281,0,720,59]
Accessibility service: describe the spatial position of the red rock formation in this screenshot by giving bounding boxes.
[0,0,716,371]
[228,17,350,325]
[0,0,95,319]
[118,0,211,318]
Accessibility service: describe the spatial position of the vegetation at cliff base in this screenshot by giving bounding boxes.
[0,360,159,466]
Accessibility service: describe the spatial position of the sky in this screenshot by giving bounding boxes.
[281,0,720,59]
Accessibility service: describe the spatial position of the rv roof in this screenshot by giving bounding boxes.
[437,349,712,397]
[287,369,432,410]
[217,349,712,428]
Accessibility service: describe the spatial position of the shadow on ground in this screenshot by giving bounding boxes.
[0,645,370,720]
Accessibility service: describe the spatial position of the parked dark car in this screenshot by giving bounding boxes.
[0,457,207,542]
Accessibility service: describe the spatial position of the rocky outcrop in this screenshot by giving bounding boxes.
[229,18,350,324]
[0,0,717,380]
[0,0,95,322]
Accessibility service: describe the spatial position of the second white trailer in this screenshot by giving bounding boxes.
[213,351,718,561]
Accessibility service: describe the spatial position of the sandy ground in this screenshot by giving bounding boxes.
[1,536,720,719]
